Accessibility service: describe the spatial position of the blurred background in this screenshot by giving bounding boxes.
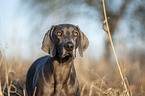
[0,0,145,95]
[0,0,145,61]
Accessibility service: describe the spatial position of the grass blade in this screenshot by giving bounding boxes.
[102,0,131,96]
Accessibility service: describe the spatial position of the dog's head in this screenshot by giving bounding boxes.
[41,24,89,61]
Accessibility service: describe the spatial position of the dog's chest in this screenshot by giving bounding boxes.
[42,75,54,96]
[53,60,72,83]
[41,60,77,96]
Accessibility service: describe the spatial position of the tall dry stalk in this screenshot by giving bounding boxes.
[4,50,10,96]
[136,62,143,95]
[33,87,37,96]
[0,80,3,96]
[102,0,131,96]
[23,89,26,96]
[0,52,4,67]
[81,83,87,96]
[0,51,4,96]
[89,82,93,96]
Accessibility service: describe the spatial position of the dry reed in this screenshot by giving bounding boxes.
[33,87,37,96]
[4,50,10,96]
[102,0,131,96]
[0,51,3,96]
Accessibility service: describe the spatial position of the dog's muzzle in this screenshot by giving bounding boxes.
[64,42,74,51]
[59,42,75,62]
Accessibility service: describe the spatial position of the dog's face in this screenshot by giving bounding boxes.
[42,24,89,61]
[52,25,79,59]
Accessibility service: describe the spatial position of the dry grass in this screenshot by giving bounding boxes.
[0,50,145,96]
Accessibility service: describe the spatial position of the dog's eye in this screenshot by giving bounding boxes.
[74,31,78,36]
[56,31,62,36]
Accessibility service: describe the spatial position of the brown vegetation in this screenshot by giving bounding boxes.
[0,51,145,96]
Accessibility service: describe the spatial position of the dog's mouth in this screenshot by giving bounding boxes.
[61,53,73,62]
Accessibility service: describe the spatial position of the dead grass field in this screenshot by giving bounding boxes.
[0,52,145,96]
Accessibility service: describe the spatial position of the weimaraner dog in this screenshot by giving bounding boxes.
[26,24,89,96]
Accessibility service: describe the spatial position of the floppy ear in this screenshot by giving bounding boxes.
[41,25,56,57]
[77,26,89,57]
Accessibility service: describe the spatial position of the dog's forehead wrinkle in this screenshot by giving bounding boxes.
[62,27,68,32]
[66,31,70,36]
[61,27,75,31]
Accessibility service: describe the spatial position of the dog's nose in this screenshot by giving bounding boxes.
[64,42,74,51]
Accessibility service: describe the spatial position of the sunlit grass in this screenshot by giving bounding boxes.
[0,50,145,96]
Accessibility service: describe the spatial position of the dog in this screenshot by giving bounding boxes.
[26,24,89,96]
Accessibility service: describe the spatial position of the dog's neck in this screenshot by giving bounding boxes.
[50,57,75,90]
[48,49,76,85]
[52,56,74,63]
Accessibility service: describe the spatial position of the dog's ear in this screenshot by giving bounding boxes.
[77,26,89,57]
[41,25,56,57]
